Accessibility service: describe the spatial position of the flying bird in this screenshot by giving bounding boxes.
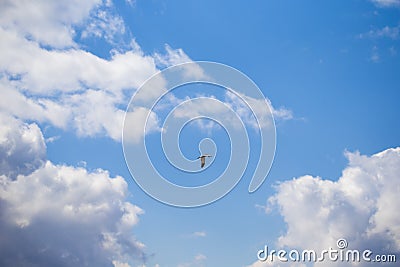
[197,154,212,168]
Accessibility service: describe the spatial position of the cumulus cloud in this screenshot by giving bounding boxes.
[251,147,400,266]
[0,0,286,142]
[0,78,71,128]
[0,162,145,267]
[123,107,161,144]
[66,89,127,140]
[0,113,45,179]
[0,0,101,48]
[0,115,145,267]
[0,0,165,141]
[0,26,157,94]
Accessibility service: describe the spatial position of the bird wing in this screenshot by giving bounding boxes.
[200,157,205,168]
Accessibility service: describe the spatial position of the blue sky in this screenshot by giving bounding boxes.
[0,1,399,267]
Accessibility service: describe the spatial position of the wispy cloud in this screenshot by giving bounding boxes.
[370,0,400,7]
[177,253,207,267]
[165,91,292,133]
[370,45,380,63]
[359,25,400,39]
[154,44,209,80]
[191,231,207,238]
[194,254,207,261]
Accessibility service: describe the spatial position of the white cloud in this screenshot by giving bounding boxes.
[194,254,207,261]
[0,27,157,94]
[370,0,400,7]
[154,44,193,67]
[0,115,146,266]
[167,91,292,133]
[0,161,145,266]
[0,113,46,179]
[123,107,160,144]
[66,89,127,140]
[0,0,165,141]
[0,0,101,48]
[177,253,207,267]
[192,231,207,238]
[172,96,226,119]
[370,45,380,63]
[0,0,285,143]
[360,25,400,39]
[225,91,292,129]
[81,2,127,46]
[252,147,400,267]
[154,44,208,80]
[0,78,71,128]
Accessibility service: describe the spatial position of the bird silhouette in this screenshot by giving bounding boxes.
[197,154,212,168]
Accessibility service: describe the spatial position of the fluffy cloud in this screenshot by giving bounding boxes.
[123,107,160,144]
[0,78,69,129]
[0,114,145,267]
[0,113,46,179]
[0,0,101,48]
[0,162,145,267]
[0,0,287,142]
[251,148,400,266]
[0,0,167,141]
[0,25,157,94]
